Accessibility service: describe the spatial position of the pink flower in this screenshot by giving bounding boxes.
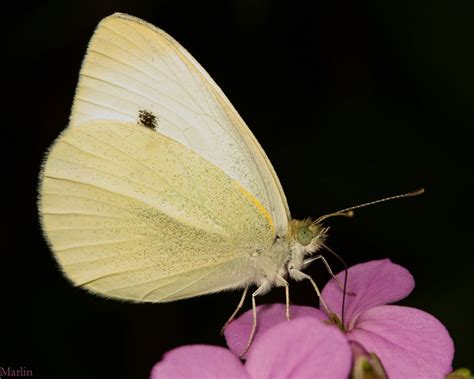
[150,260,454,378]
[225,259,454,378]
[151,317,352,378]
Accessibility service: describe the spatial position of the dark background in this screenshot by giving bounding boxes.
[4,1,473,378]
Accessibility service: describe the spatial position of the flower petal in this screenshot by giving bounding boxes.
[245,317,352,379]
[347,305,454,379]
[224,304,326,358]
[322,259,415,324]
[150,345,250,379]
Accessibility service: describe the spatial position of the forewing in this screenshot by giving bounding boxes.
[70,13,289,235]
[39,121,274,302]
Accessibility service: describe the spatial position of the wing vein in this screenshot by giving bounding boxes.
[80,73,201,127]
[99,25,204,112]
[53,237,149,252]
[144,265,220,301]
[47,225,151,232]
[43,192,154,219]
[75,97,135,117]
[44,175,166,212]
[87,49,202,113]
[128,20,217,118]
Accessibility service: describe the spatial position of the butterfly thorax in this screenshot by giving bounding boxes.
[251,219,327,293]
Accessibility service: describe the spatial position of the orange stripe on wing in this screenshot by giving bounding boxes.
[235,183,274,232]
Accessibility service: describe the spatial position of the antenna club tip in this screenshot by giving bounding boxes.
[411,188,425,196]
[346,210,355,218]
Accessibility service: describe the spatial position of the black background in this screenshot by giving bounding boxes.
[4,1,474,378]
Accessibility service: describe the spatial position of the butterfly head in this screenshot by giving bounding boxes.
[287,219,328,270]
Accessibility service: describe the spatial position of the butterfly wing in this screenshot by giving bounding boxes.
[70,13,289,234]
[40,121,274,301]
[39,13,290,302]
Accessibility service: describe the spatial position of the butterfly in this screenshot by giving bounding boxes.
[38,13,422,355]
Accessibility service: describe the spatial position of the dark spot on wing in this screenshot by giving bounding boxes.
[138,109,158,129]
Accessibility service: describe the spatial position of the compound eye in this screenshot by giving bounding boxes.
[297,226,314,246]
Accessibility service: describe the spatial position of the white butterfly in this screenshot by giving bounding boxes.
[38,13,421,354]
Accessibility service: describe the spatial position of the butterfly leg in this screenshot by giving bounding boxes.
[303,255,345,291]
[277,275,291,321]
[221,286,249,335]
[239,283,267,358]
[289,268,331,315]
[303,255,356,296]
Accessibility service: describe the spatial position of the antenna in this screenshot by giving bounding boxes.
[314,188,425,224]
[315,188,424,326]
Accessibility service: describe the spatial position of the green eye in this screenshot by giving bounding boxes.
[297,226,314,246]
